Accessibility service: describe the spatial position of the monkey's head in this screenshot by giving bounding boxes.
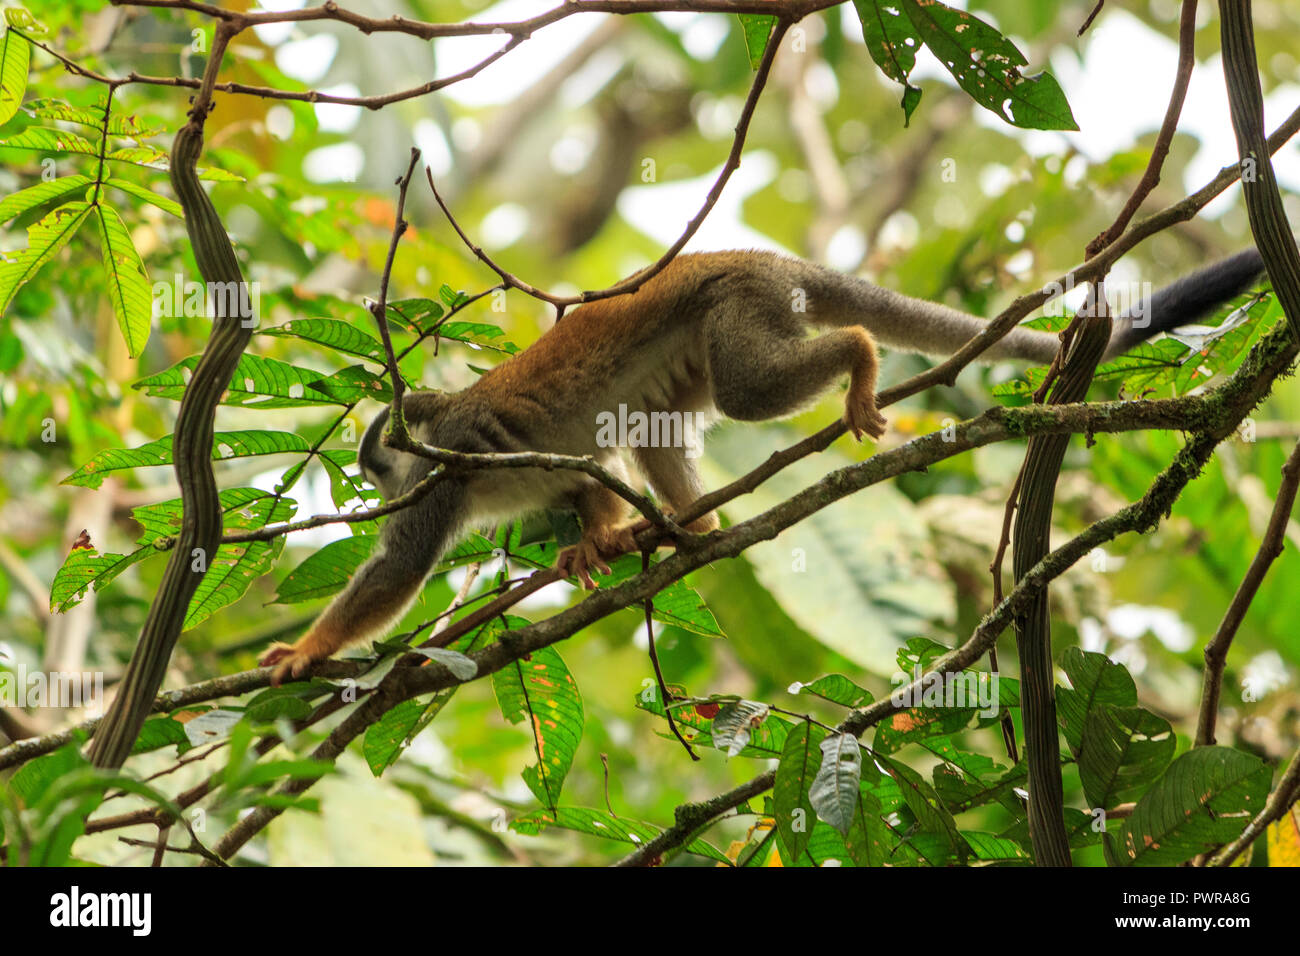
[358,391,452,501]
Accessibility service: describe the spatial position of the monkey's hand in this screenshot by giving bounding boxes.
[259,639,324,687]
[844,388,887,441]
[556,522,639,590]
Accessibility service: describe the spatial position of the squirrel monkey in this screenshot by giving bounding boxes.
[260,247,1265,684]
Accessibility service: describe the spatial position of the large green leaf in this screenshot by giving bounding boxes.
[792,673,873,709]
[0,125,95,155]
[362,618,503,776]
[0,200,91,315]
[134,354,388,409]
[49,488,295,619]
[492,644,584,810]
[1077,704,1175,809]
[774,722,828,861]
[261,318,387,362]
[1058,648,1138,754]
[273,535,378,604]
[0,174,89,223]
[63,430,312,488]
[0,25,29,126]
[183,490,294,629]
[104,177,183,218]
[703,425,952,669]
[1114,747,1271,866]
[96,203,152,356]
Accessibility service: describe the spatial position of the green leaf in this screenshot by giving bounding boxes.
[273,535,378,604]
[874,704,975,754]
[0,175,89,223]
[183,491,294,629]
[131,716,188,755]
[636,689,791,758]
[104,178,184,218]
[962,831,1032,863]
[897,0,1077,130]
[25,98,157,137]
[49,543,151,612]
[303,364,393,404]
[878,754,966,864]
[134,354,381,408]
[492,645,584,809]
[1057,648,1137,754]
[512,807,729,863]
[62,430,311,488]
[0,24,29,126]
[1077,705,1175,809]
[792,673,873,709]
[362,618,504,775]
[853,0,922,124]
[0,200,92,315]
[737,14,776,70]
[0,125,95,155]
[261,318,388,362]
[96,204,152,356]
[384,296,442,332]
[775,722,828,860]
[590,553,723,638]
[1114,747,1271,866]
[363,696,448,776]
[434,320,520,355]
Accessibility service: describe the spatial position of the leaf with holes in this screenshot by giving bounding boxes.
[898,0,1076,130]
[853,0,922,123]
[1058,648,1138,754]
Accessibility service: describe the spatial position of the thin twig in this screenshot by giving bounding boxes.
[1196,438,1300,746]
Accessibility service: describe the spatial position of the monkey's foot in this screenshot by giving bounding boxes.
[844,392,887,441]
[555,523,640,590]
[259,641,318,687]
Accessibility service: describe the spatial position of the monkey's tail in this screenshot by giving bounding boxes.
[798,248,1266,364]
[1103,247,1265,358]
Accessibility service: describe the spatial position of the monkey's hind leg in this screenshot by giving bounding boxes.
[631,443,720,534]
[705,301,886,440]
